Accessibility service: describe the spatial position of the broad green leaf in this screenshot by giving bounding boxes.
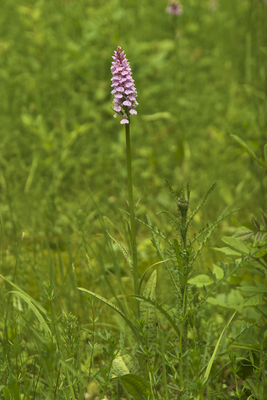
[230,134,260,163]
[188,274,213,287]
[246,307,262,322]
[212,264,224,280]
[258,323,267,342]
[238,284,266,295]
[206,297,228,308]
[139,259,168,295]
[253,247,267,258]
[221,236,250,254]
[140,270,157,367]
[243,294,263,306]
[113,354,141,377]
[0,386,10,400]
[255,280,267,291]
[119,374,150,400]
[228,275,243,285]
[123,354,142,376]
[113,355,130,376]
[211,246,241,256]
[78,287,138,339]
[106,231,133,273]
[228,289,245,309]
[208,289,263,311]
[203,311,237,385]
[234,229,254,241]
[8,291,51,336]
[208,290,244,310]
[142,270,157,300]
[247,258,267,275]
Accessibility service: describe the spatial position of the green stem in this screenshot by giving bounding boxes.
[88,303,95,379]
[125,123,139,318]
[179,284,187,391]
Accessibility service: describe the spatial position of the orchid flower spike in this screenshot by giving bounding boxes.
[166,1,182,16]
[111,46,138,124]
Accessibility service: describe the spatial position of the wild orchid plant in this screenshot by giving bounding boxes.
[78,47,266,400]
[166,1,182,16]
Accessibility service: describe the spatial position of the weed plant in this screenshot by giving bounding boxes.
[0,0,267,399]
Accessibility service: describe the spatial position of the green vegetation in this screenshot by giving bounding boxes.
[0,0,267,398]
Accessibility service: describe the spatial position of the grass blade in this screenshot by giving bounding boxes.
[78,287,138,339]
[203,311,237,385]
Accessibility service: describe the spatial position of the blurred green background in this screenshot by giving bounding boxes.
[0,0,266,308]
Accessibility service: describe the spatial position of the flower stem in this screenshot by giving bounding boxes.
[125,123,139,318]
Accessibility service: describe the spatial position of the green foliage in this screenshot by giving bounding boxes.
[118,374,150,400]
[0,0,267,398]
[1,0,267,242]
[231,134,267,169]
[139,270,158,368]
[79,269,158,395]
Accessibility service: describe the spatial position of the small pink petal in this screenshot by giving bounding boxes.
[120,118,129,124]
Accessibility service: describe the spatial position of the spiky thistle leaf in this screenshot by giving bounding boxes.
[165,179,178,202]
[186,182,218,230]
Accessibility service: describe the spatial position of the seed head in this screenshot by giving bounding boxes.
[177,196,188,207]
[111,46,138,124]
[166,1,182,16]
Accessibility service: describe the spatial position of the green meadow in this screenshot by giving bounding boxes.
[0,0,267,398]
